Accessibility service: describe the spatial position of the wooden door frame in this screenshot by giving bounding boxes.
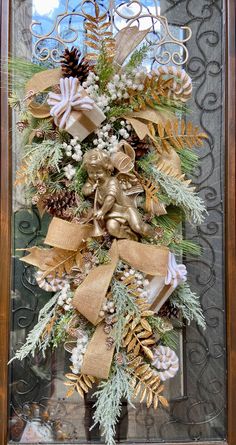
[0,1,235,444]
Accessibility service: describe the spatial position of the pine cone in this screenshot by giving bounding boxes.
[126,135,150,159]
[60,47,90,83]
[44,191,78,218]
[158,301,180,319]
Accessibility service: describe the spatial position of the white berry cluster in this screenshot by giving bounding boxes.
[63,137,83,162]
[70,331,89,374]
[82,72,110,111]
[99,299,115,318]
[93,121,131,154]
[107,71,146,101]
[63,164,76,180]
[121,265,149,299]
[57,284,73,311]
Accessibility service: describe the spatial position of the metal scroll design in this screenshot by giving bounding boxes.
[30,0,192,65]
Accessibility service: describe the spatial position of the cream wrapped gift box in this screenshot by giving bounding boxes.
[48,77,106,141]
[145,252,187,312]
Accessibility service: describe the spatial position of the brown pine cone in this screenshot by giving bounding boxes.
[44,190,78,218]
[60,47,90,83]
[158,301,180,319]
[126,134,150,159]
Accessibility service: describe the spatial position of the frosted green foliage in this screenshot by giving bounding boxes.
[171,283,206,329]
[9,293,59,363]
[111,279,140,350]
[24,140,64,183]
[92,364,135,445]
[140,159,206,225]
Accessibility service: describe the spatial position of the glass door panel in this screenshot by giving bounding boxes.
[9,0,226,442]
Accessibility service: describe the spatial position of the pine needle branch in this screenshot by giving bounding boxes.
[111,279,141,350]
[9,293,59,363]
[138,157,207,225]
[92,363,134,445]
[171,283,206,329]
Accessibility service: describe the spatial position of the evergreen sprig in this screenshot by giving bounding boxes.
[9,293,59,362]
[171,283,206,329]
[125,43,151,72]
[111,278,141,350]
[92,363,134,445]
[139,156,206,225]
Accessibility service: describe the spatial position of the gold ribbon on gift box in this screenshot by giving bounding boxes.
[21,217,169,379]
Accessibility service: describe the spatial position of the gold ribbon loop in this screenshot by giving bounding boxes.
[44,217,93,251]
[81,323,115,379]
[73,241,119,325]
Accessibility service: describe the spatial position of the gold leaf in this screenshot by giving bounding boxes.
[131,318,140,331]
[141,310,154,317]
[141,338,156,346]
[66,387,75,398]
[137,330,152,339]
[135,364,150,376]
[142,370,154,381]
[146,390,153,408]
[133,382,142,398]
[64,381,74,387]
[127,337,137,352]
[76,383,85,399]
[84,41,99,50]
[153,394,159,410]
[83,375,94,389]
[133,343,141,356]
[123,331,132,347]
[159,396,169,408]
[140,319,152,332]
[65,373,79,381]
[79,379,89,393]
[140,388,147,403]
[142,346,154,361]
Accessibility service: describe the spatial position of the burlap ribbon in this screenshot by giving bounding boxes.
[38,218,169,379]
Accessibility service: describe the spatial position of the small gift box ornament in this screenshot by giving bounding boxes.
[48,77,106,141]
[146,252,187,313]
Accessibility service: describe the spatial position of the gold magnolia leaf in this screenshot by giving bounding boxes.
[127,337,137,352]
[153,394,159,409]
[140,318,152,332]
[65,373,79,381]
[66,387,75,398]
[146,390,153,408]
[159,396,169,408]
[141,338,156,346]
[79,379,89,393]
[140,388,147,403]
[123,331,133,347]
[142,346,154,360]
[133,381,142,398]
[137,330,152,339]
[76,383,85,399]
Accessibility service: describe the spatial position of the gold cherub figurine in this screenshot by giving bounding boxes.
[82,148,154,240]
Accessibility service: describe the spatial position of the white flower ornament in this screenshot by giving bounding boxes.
[152,345,179,381]
[48,77,94,129]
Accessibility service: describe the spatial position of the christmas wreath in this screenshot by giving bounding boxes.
[9,4,207,444]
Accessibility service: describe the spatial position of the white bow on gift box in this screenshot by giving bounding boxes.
[48,77,105,141]
[146,252,187,313]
